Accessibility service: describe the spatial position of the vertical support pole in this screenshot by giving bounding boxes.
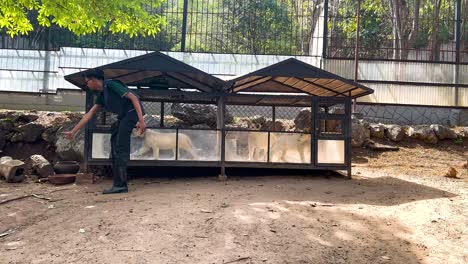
[353,0,361,112]
[311,97,317,167]
[322,0,329,59]
[83,91,94,173]
[43,27,51,105]
[181,0,189,52]
[175,128,179,160]
[268,106,275,163]
[454,0,461,107]
[346,98,352,179]
[160,102,165,127]
[217,95,227,180]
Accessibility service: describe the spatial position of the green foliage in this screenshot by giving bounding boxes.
[0,0,166,37]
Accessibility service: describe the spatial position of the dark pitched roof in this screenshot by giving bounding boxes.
[224,58,373,98]
[64,51,224,92]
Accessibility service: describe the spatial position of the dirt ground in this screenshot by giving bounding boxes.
[0,141,467,264]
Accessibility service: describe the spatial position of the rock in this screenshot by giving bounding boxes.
[191,124,211,129]
[407,125,438,144]
[369,123,385,138]
[0,157,26,183]
[457,127,468,138]
[0,119,14,132]
[249,116,267,129]
[385,125,405,142]
[430,124,457,140]
[55,121,85,162]
[143,115,161,128]
[263,120,288,131]
[10,123,46,143]
[351,118,370,147]
[364,140,400,151]
[17,113,39,123]
[41,126,60,143]
[294,108,312,131]
[0,130,7,150]
[444,167,458,178]
[30,154,54,178]
[171,103,232,127]
[462,161,468,169]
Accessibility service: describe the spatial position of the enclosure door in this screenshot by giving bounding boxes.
[313,97,351,167]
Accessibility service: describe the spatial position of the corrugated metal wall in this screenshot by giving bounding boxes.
[0,47,466,107]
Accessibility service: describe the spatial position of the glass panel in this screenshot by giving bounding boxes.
[319,119,343,135]
[177,130,220,161]
[92,133,111,159]
[270,132,311,164]
[130,129,177,160]
[225,131,268,162]
[317,140,345,164]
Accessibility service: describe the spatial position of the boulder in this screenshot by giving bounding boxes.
[30,154,55,178]
[143,115,161,128]
[10,123,46,143]
[54,121,85,161]
[0,156,25,183]
[369,123,385,139]
[41,125,61,143]
[351,118,370,147]
[171,103,232,127]
[263,120,288,131]
[17,113,39,123]
[385,125,405,142]
[407,125,438,144]
[294,108,312,131]
[0,130,7,150]
[0,119,14,132]
[457,127,468,138]
[430,124,457,140]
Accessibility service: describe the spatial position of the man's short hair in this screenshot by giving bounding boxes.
[83,68,104,80]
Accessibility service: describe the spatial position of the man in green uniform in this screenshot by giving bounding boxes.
[63,69,146,194]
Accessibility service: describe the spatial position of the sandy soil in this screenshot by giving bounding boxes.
[0,141,466,264]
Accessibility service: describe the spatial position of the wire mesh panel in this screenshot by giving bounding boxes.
[163,102,218,129]
[224,100,313,164]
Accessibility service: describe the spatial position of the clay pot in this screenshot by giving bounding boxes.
[40,174,76,185]
[53,161,80,174]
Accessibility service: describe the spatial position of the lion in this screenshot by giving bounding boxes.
[131,129,198,160]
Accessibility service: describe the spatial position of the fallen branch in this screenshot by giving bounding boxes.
[224,257,251,264]
[0,193,52,205]
[0,229,14,238]
[31,194,52,201]
[117,249,152,253]
[0,195,30,205]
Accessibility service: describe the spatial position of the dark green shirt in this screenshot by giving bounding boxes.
[95,81,129,105]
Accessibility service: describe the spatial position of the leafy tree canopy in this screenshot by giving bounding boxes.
[0,0,166,37]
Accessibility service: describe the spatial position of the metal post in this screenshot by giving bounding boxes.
[180,0,189,52]
[175,129,179,160]
[83,91,94,173]
[353,0,361,112]
[160,102,165,127]
[454,0,461,107]
[217,95,227,180]
[322,0,329,59]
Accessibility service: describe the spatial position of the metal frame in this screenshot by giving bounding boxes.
[84,90,352,178]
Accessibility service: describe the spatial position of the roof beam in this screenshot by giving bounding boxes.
[233,76,272,92]
[165,72,214,92]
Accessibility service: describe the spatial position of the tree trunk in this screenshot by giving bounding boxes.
[430,0,442,61]
[401,0,420,59]
[307,0,324,55]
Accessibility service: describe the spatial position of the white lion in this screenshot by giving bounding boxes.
[131,129,198,160]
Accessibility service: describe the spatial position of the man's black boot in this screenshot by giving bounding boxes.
[102,167,128,194]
